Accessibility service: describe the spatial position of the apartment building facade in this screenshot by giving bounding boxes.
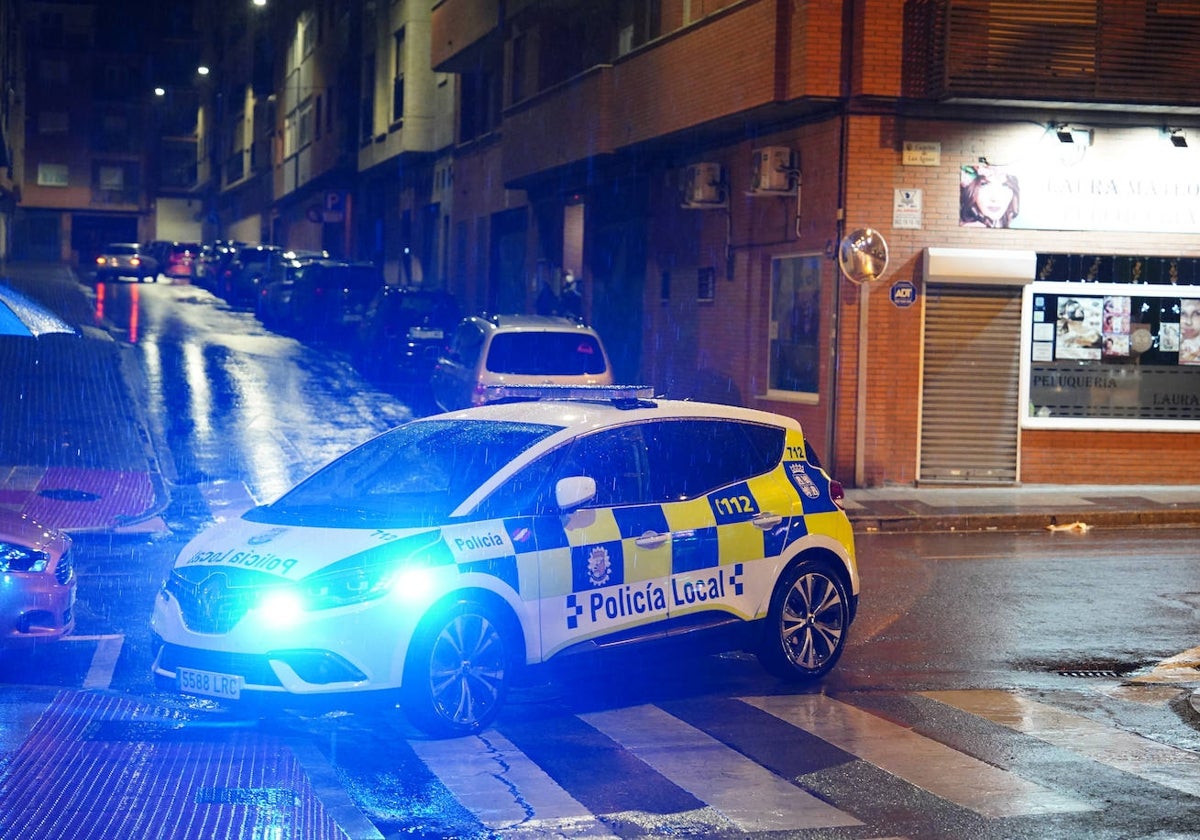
[9,0,1200,488]
[428,0,1200,487]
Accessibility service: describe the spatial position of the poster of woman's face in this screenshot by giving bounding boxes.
[1180,298,1200,365]
[1056,297,1103,359]
[960,164,1020,228]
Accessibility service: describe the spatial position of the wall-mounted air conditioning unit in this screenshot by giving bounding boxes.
[750,146,795,194]
[681,162,726,208]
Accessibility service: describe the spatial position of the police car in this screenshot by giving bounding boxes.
[150,386,859,737]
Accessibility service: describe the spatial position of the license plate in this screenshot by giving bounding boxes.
[409,327,443,339]
[177,667,243,700]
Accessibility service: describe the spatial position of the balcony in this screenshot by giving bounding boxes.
[431,0,501,72]
[502,0,831,185]
[911,0,1200,109]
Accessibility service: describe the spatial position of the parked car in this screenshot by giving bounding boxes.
[92,242,159,283]
[150,386,858,736]
[430,314,613,412]
[284,261,383,339]
[1,511,75,648]
[255,255,316,329]
[194,240,244,290]
[352,286,462,384]
[162,242,201,281]
[217,245,286,306]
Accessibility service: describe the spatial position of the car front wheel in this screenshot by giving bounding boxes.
[402,598,517,737]
[757,558,851,681]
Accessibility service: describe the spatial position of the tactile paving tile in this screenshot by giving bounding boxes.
[0,690,349,840]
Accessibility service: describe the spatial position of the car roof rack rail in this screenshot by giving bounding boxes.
[484,384,657,408]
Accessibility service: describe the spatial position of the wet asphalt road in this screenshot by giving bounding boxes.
[3,277,1200,839]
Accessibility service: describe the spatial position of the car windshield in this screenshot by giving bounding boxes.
[486,332,607,375]
[248,419,562,528]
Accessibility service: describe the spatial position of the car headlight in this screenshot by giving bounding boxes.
[299,555,397,609]
[0,543,49,573]
[281,531,452,613]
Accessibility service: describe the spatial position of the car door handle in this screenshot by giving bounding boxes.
[635,531,669,548]
[751,512,784,530]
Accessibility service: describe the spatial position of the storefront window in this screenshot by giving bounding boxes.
[1020,281,1200,430]
[768,255,821,396]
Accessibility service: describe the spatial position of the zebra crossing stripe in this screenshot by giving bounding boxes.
[579,704,861,831]
[409,729,618,838]
[923,689,1200,797]
[742,694,1096,818]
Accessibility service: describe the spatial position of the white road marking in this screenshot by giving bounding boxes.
[580,704,861,831]
[65,634,125,690]
[411,729,618,838]
[743,694,1095,818]
[924,688,1200,797]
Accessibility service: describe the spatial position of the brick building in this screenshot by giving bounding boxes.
[13,0,1200,489]
[431,0,1200,488]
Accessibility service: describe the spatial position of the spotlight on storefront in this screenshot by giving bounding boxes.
[1169,128,1188,148]
[1054,125,1091,146]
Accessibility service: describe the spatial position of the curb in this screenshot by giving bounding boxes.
[848,508,1200,534]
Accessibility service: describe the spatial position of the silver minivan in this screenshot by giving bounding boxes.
[430,314,613,411]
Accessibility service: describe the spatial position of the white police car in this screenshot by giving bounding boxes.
[151,386,859,736]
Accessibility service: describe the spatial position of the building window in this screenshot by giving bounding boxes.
[392,27,406,124]
[697,267,715,303]
[37,164,69,187]
[511,32,526,104]
[298,100,313,148]
[301,10,317,57]
[768,254,822,395]
[361,53,375,144]
[97,165,124,190]
[460,66,501,141]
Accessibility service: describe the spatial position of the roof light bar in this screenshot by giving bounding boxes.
[484,384,656,403]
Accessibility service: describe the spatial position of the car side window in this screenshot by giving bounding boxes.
[558,426,649,508]
[470,446,569,519]
[643,420,785,501]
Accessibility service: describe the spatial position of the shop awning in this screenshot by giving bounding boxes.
[924,247,1036,286]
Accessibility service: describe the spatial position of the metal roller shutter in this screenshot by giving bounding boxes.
[919,285,1022,483]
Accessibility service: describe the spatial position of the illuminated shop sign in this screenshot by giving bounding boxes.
[1020,281,1200,430]
[960,129,1200,234]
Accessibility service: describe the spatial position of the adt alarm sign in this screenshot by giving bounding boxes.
[890,279,917,308]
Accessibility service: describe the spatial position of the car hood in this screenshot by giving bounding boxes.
[0,511,71,557]
[172,517,438,582]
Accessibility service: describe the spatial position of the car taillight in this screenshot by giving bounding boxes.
[131,257,141,267]
[829,479,846,510]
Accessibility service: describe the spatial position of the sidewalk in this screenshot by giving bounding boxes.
[844,483,1200,534]
[0,262,169,534]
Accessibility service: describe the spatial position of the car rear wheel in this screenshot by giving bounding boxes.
[402,598,517,737]
[757,558,850,681]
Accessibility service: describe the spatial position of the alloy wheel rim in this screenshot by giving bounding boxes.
[428,612,506,726]
[780,572,845,670]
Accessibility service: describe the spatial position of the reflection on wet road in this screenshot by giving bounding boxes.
[99,282,412,504]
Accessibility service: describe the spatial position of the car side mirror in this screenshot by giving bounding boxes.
[555,476,596,511]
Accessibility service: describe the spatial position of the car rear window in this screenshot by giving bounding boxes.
[485,332,607,375]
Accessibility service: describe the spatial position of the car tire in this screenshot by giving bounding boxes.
[402,597,518,737]
[757,558,851,682]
